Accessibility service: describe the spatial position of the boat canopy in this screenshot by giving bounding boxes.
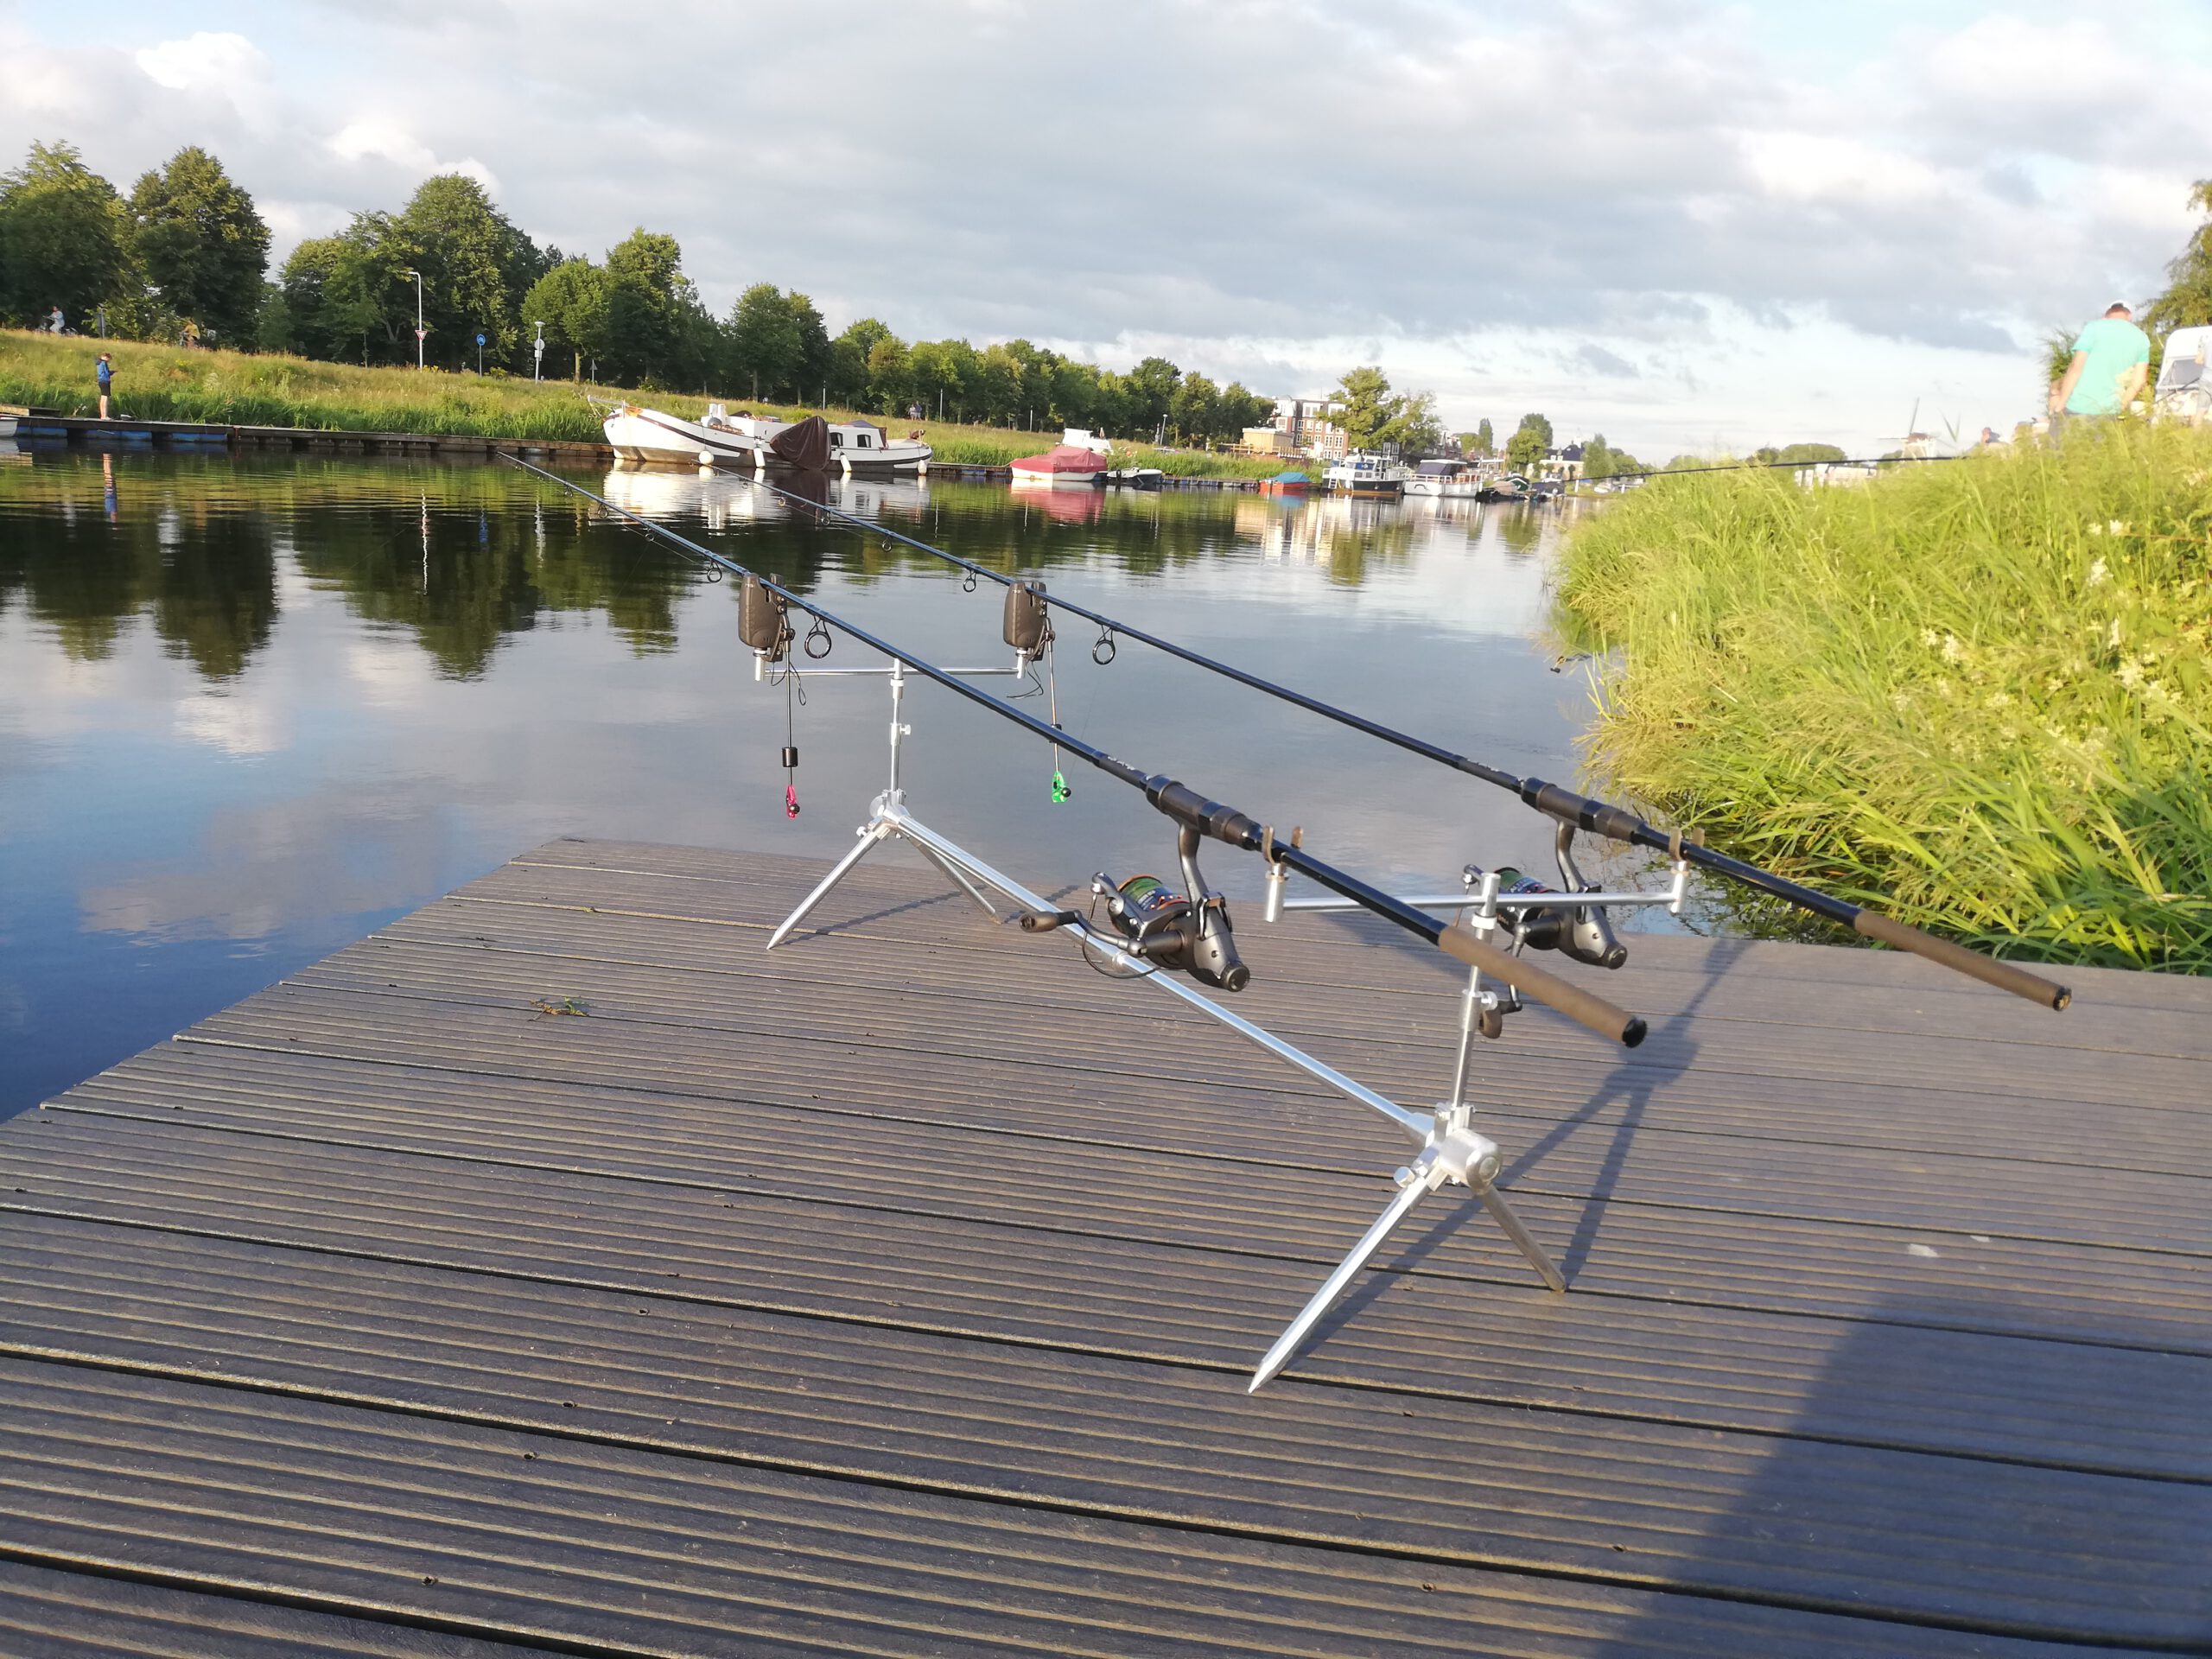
[1415,459,1465,475]
[1269,470,1309,484]
[1013,444,1105,474]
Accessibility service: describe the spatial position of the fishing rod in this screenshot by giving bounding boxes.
[691,456,2069,1013]
[503,451,1647,1049]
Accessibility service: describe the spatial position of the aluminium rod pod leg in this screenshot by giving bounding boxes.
[1249,1103,1561,1392]
[766,817,896,950]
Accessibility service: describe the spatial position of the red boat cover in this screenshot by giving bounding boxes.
[768,414,830,471]
[1012,444,1103,474]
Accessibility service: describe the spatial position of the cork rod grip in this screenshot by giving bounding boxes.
[1852,912,2071,1010]
[1440,920,1648,1048]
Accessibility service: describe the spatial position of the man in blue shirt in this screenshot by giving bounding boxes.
[2049,303,2151,419]
[95,353,113,419]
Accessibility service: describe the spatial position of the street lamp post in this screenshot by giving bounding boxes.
[404,268,424,368]
[532,320,545,383]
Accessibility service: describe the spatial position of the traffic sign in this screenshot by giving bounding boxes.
[476,333,486,346]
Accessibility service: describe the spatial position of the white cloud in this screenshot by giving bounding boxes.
[3,1,2208,456]
[134,30,268,94]
[173,690,286,757]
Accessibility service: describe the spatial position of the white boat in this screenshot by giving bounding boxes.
[1324,452,1410,495]
[1402,459,1480,499]
[602,402,931,471]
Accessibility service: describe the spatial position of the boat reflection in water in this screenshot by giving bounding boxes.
[601,464,932,532]
[1007,474,1105,524]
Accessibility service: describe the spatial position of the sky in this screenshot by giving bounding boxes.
[3,0,2208,457]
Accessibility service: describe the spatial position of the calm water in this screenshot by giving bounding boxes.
[0,448,1657,1116]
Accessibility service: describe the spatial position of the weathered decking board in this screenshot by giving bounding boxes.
[2,840,2205,1656]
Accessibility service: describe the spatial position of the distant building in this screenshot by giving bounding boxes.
[1270,396,1348,461]
[1243,426,1300,457]
[1542,442,1586,480]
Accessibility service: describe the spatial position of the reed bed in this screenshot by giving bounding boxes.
[1555,423,2212,971]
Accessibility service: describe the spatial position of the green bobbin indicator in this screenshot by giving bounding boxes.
[1050,769,1071,804]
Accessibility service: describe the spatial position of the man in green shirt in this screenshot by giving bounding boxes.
[2050,303,2151,418]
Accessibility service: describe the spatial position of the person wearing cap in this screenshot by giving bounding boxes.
[95,353,114,419]
[2049,303,2151,423]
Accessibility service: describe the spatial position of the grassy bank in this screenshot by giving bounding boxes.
[0,330,1283,476]
[1555,423,2211,971]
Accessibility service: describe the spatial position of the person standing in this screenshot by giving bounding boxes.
[95,353,114,419]
[2049,303,2151,421]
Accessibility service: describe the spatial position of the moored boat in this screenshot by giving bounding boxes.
[1402,459,1479,498]
[1323,452,1409,495]
[603,402,931,471]
[1010,443,1108,486]
[1259,469,1311,495]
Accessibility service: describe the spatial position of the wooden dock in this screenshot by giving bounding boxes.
[1,839,2205,1656]
[9,409,610,462]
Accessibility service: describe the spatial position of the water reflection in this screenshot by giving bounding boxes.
[0,449,1614,1116]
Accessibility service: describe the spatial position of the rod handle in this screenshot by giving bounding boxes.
[1852,911,2071,1010]
[1440,919,1647,1048]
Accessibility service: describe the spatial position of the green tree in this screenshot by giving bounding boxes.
[2145,179,2212,337]
[601,228,703,386]
[785,291,830,401]
[1218,381,1274,441]
[726,281,802,400]
[388,175,548,370]
[1328,365,1398,450]
[276,213,409,363]
[865,334,912,414]
[1167,371,1221,443]
[1476,418,1493,455]
[1125,355,1181,438]
[521,257,615,380]
[1383,389,1444,458]
[1504,412,1552,475]
[1583,434,1615,479]
[0,140,128,326]
[828,318,893,407]
[126,146,269,345]
[908,338,976,419]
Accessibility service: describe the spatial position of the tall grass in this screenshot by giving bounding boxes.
[1555,423,2212,971]
[0,330,1279,476]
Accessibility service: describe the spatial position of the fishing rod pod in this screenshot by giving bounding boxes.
[501,454,1647,1046]
[702,460,2069,1014]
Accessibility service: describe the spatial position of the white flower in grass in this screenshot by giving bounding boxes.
[2087,558,2109,587]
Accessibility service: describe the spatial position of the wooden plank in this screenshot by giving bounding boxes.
[0,1557,545,1657]
[177,969,2212,1181]
[0,1357,2091,1658]
[295,927,2212,1114]
[8,1108,2206,1376]
[436,863,2211,1110]
[379,889,2212,1065]
[59,1036,2212,1262]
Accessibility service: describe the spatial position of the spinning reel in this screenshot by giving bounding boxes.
[1090,823,1250,990]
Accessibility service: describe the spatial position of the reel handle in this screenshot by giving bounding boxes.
[1853,912,2071,1010]
[1440,918,1647,1048]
